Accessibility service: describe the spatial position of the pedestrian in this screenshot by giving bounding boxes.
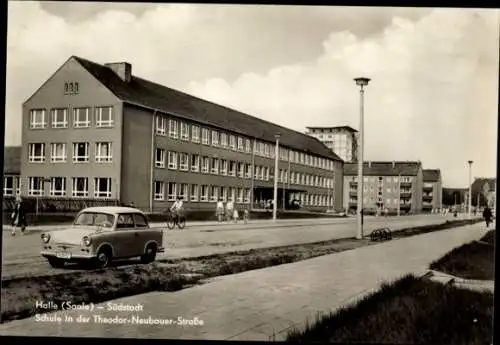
[233,208,239,223]
[384,207,389,217]
[11,195,27,236]
[216,198,224,222]
[226,199,234,222]
[483,206,492,228]
[243,208,249,224]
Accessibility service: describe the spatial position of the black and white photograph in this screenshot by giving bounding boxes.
[1,1,498,343]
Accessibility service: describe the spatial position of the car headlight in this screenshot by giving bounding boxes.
[41,233,50,243]
[82,236,92,247]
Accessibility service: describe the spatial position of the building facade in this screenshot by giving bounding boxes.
[305,126,358,163]
[422,169,443,212]
[19,56,344,213]
[3,146,21,198]
[343,161,424,214]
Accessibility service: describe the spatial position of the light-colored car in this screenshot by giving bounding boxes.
[40,206,165,268]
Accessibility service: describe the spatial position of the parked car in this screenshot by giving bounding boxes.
[40,206,165,268]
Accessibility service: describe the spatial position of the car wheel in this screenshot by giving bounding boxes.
[95,247,112,268]
[141,244,157,264]
[47,257,66,268]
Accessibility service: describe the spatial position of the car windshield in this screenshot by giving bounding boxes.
[74,212,115,228]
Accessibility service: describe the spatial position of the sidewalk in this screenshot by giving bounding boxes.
[0,223,488,340]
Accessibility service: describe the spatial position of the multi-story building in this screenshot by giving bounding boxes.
[19,55,344,213]
[343,161,424,214]
[305,126,358,163]
[422,169,443,212]
[3,146,21,198]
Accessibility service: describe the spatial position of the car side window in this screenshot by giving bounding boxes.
[134,213,149,228]
[116,214,135,229]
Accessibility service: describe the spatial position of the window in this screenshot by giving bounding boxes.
[73,107,91,128]
[245,164,252,178]
[228,187,235,202]
[191,125,200,143]
[210,186,218,202]
[220,160,228,175]
[220,133,228,147]
[237,137,244,151]
[179,183,188,200]
[134,214,148,228]
[28,177,44,196]
[229,161,236,177]
[386,199,391,205]
[154,181,164,200]
[263,167,268,181]
[94,178,112,198]
[168,119,178,138]
[190,184,199,202]
[180,122,189,140]
[167,182,177,201]
[229,135,236,150]
[394,177,399,183]
[264,144,269,157]
[200,185,209,202]
[51,109,68,128]
[49,177,66,197]
[211,131,219,146]
[168,151,178,169]
[30,109,47,129]
[156,115,167,135]
[4,176,19,196]
[244,189,251,203]
[387,188,392,193]
[95,142,113,163]
[279,169,283,183]
[72,177,88,197]
[255,166,261,180]
[179,153,189,171]
[191,154,200,172]
[211,158,219,174]
[117,214,134,229]
[238,162,245,177]
[245,139,251,153]
[201,157,210,173]
[29,143,45,162]
[258,142,265,155]
[50,143,66,162]
[155,148,165,168]
[201,128,210,145]
[237,188,244,203]
[220,187,227,202]
[96,106,114,127]
[72,142,89,163]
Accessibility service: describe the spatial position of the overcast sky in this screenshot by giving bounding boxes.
[5,2,499,187]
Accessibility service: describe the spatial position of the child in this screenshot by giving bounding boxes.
[243,209,249,224]
[233,208,239,223]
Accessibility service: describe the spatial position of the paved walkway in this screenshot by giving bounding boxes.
[0,223,489,340]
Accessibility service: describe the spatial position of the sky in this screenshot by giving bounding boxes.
[5,2,500,187]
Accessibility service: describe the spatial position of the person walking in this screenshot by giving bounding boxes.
[216,198,224,222]
[11,195,27,236]
[483,206,492,228]
[226,199,234,222]
[169,196,185,227]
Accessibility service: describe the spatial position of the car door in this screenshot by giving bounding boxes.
[133,213,151,254]
[114,213,137,258]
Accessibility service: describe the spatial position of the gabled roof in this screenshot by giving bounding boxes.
[72,56,342,162]
[423,169,441,182]
[343,161,422,176]
[3,146,21,174]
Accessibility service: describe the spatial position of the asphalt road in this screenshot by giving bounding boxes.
[1,214,466,280]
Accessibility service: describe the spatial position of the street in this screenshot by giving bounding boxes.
[2,214,462,279]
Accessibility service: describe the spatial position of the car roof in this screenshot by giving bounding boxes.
[79,206,144,215]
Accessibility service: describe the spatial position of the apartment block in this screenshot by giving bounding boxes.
[343,161,424,213]
[422,169,443,211]
[305,126,358,163]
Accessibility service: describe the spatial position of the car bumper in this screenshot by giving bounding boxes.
[41,250,96,260]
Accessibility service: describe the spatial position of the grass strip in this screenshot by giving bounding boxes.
[429,230,495,280]
[0,218,482,323]
[286,274,493,344]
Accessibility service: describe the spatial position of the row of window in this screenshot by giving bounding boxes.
[28,142,112,163]
[156,150,335,187]
[154,182,334,207]
[349,186,413,193]
[349,197,412,205]
[29,107,114,129]
[350,176,413,183]
[25,177,113,198]
[155,115,336,171]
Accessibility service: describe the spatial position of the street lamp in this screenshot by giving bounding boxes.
[354,77,370,239]
[467,160,473,219]
[273,133,281,222]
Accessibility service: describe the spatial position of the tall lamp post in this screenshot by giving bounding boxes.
[354,77,370,239]
[273,133,281,222]
[467,160,473,219]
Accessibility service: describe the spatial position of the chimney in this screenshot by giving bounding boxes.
[392,161,395,168]
[105,62,132,82]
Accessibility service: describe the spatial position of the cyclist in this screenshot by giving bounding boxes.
[170,196,185,224]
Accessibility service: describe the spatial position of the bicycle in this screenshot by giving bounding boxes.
[166,209,186,230]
